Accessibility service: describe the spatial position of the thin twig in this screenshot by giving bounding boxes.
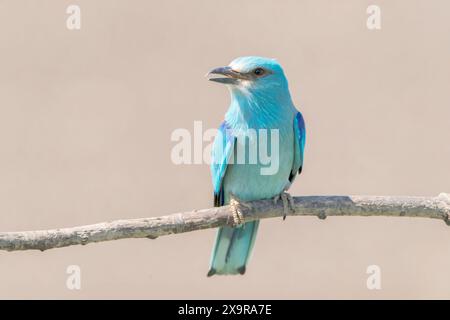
[0,193,449,252]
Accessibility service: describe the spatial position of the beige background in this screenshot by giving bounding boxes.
[0,0,449,299]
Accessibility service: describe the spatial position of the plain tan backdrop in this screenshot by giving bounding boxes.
[0,0,449,299]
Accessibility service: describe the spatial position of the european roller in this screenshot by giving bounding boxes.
[206,56,306,276]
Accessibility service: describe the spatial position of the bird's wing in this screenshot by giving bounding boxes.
[211,121,235,207]
[289,111,306,183]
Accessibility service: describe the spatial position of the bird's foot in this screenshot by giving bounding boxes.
[229,193,250,227]
[273,191,295,220]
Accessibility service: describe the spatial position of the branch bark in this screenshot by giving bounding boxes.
[1,193,449,252]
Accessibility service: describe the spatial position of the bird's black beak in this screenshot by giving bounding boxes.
[206,66,247,84]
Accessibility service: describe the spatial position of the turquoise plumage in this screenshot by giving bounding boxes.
[207,56,305,276]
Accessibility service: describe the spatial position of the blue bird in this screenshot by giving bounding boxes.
[206,56,306,276]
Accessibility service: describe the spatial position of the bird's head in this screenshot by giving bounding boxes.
[207,56,290,97]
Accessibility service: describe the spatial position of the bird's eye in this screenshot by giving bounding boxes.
[253,68,265,76]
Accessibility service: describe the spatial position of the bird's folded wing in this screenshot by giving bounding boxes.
[290,111,306,183]
[211,121,235,207]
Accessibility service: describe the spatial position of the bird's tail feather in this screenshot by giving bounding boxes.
[207,221,259,276]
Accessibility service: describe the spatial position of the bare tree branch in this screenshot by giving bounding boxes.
[1,193,449,252]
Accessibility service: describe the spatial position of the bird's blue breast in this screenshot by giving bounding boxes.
[222,124,294,203]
